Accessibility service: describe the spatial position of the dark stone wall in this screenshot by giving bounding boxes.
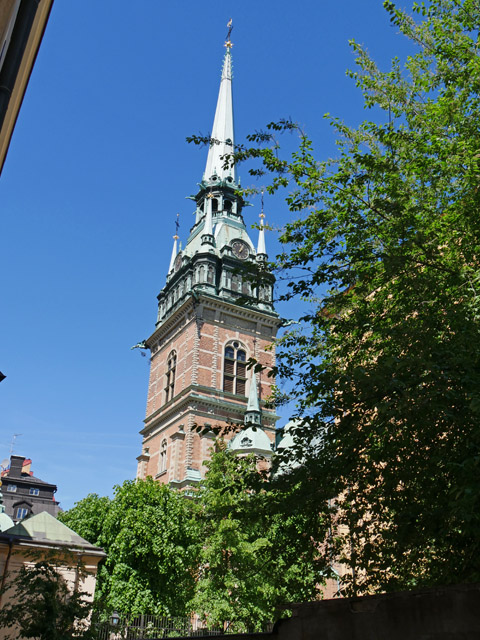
[164,584,480,640]
[274,583,480,640]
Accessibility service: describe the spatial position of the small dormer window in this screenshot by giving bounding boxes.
[16,507,28,520]
[7,484,16,492]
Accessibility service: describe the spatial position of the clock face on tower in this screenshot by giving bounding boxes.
[174,253,183,271]
[231,240,249,260]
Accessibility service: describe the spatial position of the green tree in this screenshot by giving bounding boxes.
[59,493,111,547]
[226,0,480,593]
[190,443,327,630]
[0,560,94,640]
[60,479,200,618]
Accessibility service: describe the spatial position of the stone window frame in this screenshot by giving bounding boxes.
[159,439,168,474]
[165,350,177,404]
[223,340,247,396]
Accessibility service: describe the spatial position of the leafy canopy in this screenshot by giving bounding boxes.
[228,0,480,593]
[60,478,200,618]
[0,559,95,640]
[189,444,327,631]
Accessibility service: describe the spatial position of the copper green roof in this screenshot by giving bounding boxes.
[1,511,105,554]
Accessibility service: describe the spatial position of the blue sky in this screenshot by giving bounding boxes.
[1,1,414,509]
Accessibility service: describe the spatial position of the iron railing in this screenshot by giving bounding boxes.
[94,614,273,639]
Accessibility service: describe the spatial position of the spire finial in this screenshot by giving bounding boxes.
[225,19,233,48]
[175,212,180,237]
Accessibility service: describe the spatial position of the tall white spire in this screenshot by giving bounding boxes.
[204,37,236,183]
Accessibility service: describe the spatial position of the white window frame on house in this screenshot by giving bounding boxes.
[16,507,28,519]
[7,484,17,492]
[29,488,40,496]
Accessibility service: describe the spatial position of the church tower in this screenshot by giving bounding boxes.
[136,35,280,488]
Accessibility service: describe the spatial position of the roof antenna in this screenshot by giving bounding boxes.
[9,433,22,456]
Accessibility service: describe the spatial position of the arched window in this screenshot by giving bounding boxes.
[223,342,247,396]
[159,439,167,473]
[165,351,177,403]
[212,198,218,212]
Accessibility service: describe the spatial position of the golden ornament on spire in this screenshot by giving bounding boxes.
[225,18,233,48]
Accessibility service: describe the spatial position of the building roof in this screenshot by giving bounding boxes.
[229,425,273,457]
[0,511,14,532]
[0,0,55,174]
[0,511,105,556]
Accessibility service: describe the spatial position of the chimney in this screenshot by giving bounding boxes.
[9,455,25,478]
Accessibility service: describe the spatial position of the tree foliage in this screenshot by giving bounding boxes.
[189,443,327,630]
[60,479,200,618]
[0,560,95,640]
[60,460,326,627]
[230,0,480,593]
[59,493,110,547]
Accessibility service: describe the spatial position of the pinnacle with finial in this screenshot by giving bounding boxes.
[257,191,267,256]
[245,371,261,425]
[168,215,180,273]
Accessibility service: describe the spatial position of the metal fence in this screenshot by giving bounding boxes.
[94,614,273,639]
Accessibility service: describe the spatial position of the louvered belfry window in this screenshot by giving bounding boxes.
[223,342,247,396]
[165,351,177,403]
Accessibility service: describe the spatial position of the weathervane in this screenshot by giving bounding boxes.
[174,213,180,240]
[225,18,233,48]
[260,189,265,220]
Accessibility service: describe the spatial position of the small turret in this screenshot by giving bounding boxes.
[201,193,215,245]
[244,372,261,426]
[168,233,179,273]
[257,212,267,259]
